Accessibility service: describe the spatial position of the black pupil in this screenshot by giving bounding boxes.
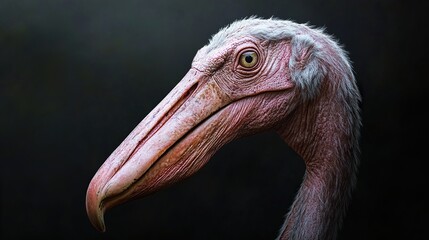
[245,55,253,63]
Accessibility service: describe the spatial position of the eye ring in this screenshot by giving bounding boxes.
[239,51,258,68]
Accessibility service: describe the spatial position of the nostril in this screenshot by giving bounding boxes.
[181,82,199,102]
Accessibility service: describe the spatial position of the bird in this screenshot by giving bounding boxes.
[86,17,361,240]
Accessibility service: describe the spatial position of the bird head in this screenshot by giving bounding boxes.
[86,18,351,232]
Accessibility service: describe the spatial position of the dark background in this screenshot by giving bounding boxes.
[1,0,427,239]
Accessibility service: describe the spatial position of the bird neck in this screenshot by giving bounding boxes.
[276,86,360,240]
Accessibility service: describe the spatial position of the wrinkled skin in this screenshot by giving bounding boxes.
[86,37,298,231]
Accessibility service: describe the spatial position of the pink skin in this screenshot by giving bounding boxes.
[86,31,358,239]
[86,37,295,230]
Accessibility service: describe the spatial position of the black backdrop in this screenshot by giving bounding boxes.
[1,0,427,239]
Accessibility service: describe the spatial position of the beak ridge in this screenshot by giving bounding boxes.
[85,68,230,231]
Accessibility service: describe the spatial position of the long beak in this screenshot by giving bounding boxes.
[86,68,233,232]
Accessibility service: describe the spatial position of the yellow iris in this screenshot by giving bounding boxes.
[239,51,258,68]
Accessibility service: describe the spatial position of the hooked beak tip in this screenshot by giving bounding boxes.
[89,207,106,232]
[86,183,107,232]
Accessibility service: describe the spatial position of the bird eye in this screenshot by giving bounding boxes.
[239,51,258,68]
